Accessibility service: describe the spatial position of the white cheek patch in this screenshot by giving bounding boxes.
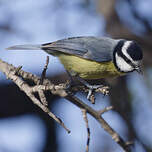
[121,41,139,65]
[122,41,133,62]
[115,53,134,72]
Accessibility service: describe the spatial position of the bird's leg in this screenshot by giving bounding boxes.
[76,76,108,101]
[76,76,103,89]
[65,70,78,89]
[65,71,109,102]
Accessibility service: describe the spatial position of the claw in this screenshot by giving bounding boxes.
[65,73,110,103]
[87,89,93,100]
[86,84,108,103]
[96,86,109,96]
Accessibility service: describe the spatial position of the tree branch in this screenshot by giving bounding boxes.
[0,59,70,133]
[0,58,131,152]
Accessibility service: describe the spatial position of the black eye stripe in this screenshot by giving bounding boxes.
[119,51,136,68]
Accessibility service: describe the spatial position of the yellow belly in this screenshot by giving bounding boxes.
[58,54,124,79]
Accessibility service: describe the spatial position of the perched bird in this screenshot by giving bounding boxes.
[7,36,143,98]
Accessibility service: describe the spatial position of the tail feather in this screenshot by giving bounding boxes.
[6,44,42,50]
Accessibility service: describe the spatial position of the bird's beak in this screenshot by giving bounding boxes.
[135,66,143,75]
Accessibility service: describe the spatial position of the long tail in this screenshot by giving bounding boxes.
[6,44,42,50]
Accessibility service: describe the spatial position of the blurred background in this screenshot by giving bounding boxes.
[0,0,152,152]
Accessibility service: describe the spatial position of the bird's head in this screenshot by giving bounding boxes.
[113,40,143,74]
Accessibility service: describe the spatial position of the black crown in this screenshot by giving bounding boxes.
[127,41,143,61]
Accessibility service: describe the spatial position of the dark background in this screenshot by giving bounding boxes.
[0,0,152,152]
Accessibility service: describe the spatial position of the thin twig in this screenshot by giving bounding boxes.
[38,56,50,106]
[81,108,90,152]
[38,90,48,106]
[98,106,114,115]
[40,56,49,85]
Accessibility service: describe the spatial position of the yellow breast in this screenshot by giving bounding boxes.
[58,54,124,79]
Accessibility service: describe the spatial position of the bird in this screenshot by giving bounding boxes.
[7,36,143,98]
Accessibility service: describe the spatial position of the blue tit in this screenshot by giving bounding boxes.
[7,36,143,79]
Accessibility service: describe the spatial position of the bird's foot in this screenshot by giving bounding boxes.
[75,76,109,103]
[86,84,109,104]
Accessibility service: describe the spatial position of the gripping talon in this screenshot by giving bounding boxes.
[68,75,109,102]
[87,89,93,100]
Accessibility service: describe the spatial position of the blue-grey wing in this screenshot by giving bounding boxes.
[41,36,118,62]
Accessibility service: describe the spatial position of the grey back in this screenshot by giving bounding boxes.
[42,36,119,62]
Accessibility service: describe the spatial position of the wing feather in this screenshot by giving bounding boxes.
[41,36,118,62]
